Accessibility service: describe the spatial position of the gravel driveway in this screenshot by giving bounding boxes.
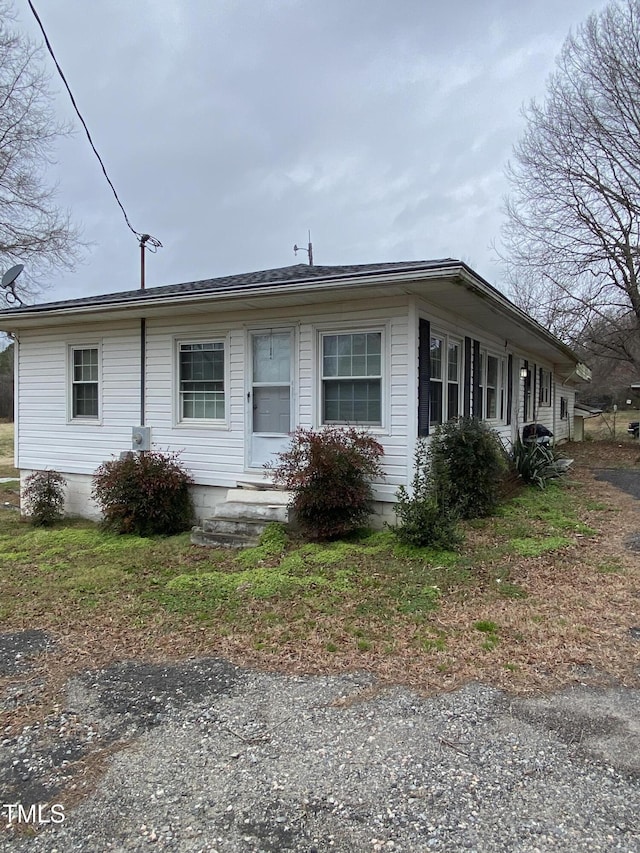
[2,653,639,852]
[593,468,640,501]
[2,462,639,851]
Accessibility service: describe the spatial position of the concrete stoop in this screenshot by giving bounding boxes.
[191,488,290,548]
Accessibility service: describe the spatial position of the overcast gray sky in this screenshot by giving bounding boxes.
[16,0,609,302]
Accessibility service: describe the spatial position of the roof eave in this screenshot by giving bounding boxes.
[0,260,588,377]
[0,262,464,326]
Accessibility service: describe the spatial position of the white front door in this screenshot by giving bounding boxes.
[248,330,293,468]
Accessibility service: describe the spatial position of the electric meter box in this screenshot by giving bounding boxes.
[131,426,151,452]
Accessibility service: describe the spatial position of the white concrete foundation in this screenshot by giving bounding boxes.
[19,469,395,529]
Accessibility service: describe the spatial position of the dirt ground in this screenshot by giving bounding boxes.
[0,438,639,847]
[1,438,639,705]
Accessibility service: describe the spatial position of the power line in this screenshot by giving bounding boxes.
[27,0,158,246]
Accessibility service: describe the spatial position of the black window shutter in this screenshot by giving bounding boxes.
[472,339,481,417]
[523,359,529,422]
[418,318,431,436]
[506,353,513,425]
[463,337,472,417]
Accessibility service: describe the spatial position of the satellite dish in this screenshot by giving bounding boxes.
[1,264,25,305]
[1,264,23,289]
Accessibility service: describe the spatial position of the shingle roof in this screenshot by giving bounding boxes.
[0,259,459,314]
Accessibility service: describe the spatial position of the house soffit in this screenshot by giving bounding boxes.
[0,259,584,374]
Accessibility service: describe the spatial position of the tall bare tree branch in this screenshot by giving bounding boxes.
[0,1,81,303]
[499,0,640,372]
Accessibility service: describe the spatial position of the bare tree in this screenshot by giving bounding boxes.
[0,1,80,303]
[500,0,640,370]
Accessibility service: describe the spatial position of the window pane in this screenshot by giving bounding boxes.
[447,342,459,382]
[487,356,498,388]
[430,337,442,380]
[448,382,459,419]
[539,368,551,405]
[338,336,352,356]
[179,341,225,419]
[182,392,225,420]
[73,383,98,418]
[338,355,352,376]
[352,333,367,355]
[430,381,443,426]
[352,355,366,375]
[323,333,382,379]
[323,379,381,424]
[180,344,223,382]
[73,348,98,382]
[366,332,381,355]
[252,333,290,384]
[486,388,497,419]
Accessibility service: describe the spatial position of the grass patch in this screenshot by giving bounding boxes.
[474,620,500,651]
[0,459,632,694]
[0,422,17,478]
[596,560,625,574]
[510,536,573,557]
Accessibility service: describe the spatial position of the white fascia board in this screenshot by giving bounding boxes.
[455,267,583,369]
[0,261,584,372]
[0,264,464,328]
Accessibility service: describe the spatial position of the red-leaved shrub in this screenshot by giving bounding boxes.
[92,451,194,536]
[267,427,384,540]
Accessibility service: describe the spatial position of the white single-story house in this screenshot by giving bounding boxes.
[0,259,590,525]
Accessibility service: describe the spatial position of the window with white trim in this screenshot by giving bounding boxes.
[539,367,551,406]
[429,333,462,426]
[178,340,225,420]
[70,346,99,419]
[478,349,506,421]
[560,396,568,419]
[321,331,382,425]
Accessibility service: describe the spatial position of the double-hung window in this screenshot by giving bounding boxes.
[70,346,99,419]
[429,332,461,427]
[178,341,225,421]
[485,353,500,419]
[321,331,382,425]
[478,349,505,421]
[560,396,568,420]
[539,368,551,407]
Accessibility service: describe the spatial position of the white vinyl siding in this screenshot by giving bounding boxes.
[17,323,140,473]
[145,299,409,498]
[11,289,579,513]
[554,382,575,442]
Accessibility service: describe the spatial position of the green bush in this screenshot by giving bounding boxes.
[22,470,67,526]
[392,440,462,549]
[267,427,384,540]
[511,435,567,488]
[92,451,194,536]
[429,417,508,519]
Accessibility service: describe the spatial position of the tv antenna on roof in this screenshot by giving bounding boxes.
[293,231,313,266]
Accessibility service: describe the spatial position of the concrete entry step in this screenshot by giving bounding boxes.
[224,489,290,506]
[202,516,271,537]
[190,487,292,548]
[212,501,288,524]
[190,526,261,549]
